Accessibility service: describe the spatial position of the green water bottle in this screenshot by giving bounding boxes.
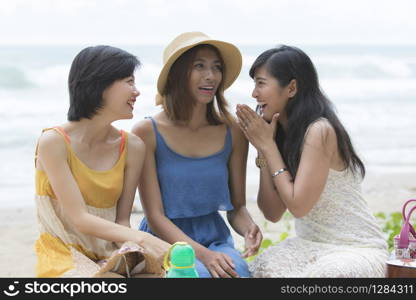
[164,242,199,278]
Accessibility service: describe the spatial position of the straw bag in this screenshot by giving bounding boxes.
[93,241,166,278]
[394,199,416,259]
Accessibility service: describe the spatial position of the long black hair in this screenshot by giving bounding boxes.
[250,45,365,179]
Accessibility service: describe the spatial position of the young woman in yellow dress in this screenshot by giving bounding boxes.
[34,45,170,277]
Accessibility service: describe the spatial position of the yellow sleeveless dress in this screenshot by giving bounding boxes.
[34,127,162,278]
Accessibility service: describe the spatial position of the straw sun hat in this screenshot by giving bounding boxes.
[155,31,242,105]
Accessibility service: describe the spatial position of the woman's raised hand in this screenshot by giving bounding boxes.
[236,104,279,152]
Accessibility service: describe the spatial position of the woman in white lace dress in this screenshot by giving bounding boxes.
[236,46,388,277]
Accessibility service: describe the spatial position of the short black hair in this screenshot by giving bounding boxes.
[67,45,140,121]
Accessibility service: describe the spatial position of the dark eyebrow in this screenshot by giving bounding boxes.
[255,77,267,81]
[194,58,222,64]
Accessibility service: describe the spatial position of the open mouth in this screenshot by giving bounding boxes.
[257,103,267,115]
[199,86,215,94]
[127,99,136,110]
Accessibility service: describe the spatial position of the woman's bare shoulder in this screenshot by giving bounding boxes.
[304,118,337,152]
[38,129,66,152]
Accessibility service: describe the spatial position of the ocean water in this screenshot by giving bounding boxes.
[1,44,415,208]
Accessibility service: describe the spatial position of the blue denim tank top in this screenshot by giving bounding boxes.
[147,117,234,218]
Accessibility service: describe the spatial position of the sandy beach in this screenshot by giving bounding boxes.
[1,170,415,278]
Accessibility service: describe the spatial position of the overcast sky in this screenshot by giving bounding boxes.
[0,0,415,46]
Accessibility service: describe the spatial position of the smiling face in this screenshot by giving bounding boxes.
[188,47,223,105]
[101,75,140,120]
[252,66,296,122]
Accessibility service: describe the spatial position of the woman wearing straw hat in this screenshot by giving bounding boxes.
[34,46,170,277]
[132,32,262,278]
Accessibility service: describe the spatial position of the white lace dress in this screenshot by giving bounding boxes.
[249,169,388,277]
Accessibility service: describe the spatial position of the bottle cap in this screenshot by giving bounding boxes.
[164,242,199,278]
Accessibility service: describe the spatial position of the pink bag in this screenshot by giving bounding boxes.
[394,199,416,259]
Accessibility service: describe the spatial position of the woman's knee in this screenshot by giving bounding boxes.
[234,257,250,277]
[195,259,212,278]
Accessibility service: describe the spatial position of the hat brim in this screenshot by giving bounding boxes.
[157,39,242,99]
